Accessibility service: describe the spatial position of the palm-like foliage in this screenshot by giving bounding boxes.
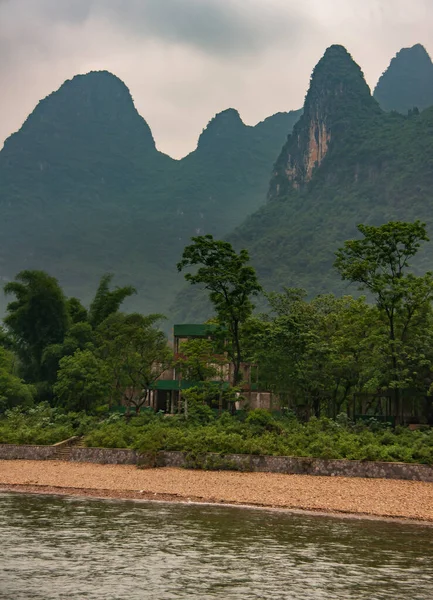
[4,270,69,381]
[88,274,136,327]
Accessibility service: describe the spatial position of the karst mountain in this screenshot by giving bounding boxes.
[0,71,301,314]
[374,44,433,114]
[1,43,433,320]
[222,45,433,308]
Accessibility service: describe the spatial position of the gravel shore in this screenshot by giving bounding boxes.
[1,460,432,522]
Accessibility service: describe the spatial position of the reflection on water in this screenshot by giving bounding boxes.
[0,492,432,599]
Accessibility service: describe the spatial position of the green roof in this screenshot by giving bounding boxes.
[173,324,219,338]
[151,380,230,391]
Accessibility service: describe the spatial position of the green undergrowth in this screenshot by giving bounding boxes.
[0,403,97,445]
[84,409,433,465]
[1,405,432,464]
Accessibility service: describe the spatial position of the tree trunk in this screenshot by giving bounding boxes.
[313,395,321,418]
[232,320,242,387]
[391,353,401,423]
[389,313,401,423]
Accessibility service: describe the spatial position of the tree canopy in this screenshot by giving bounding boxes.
[178,235,262,385]
[335,221,433,417]
[96,313,171,414]
[4,270,70,383]
[88,274,136,328]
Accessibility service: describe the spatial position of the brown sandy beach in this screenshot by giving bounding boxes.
[1,459,433,523]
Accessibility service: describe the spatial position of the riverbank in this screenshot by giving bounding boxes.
[1,460,433,522]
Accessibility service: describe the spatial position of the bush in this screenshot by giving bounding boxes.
[2,404,432,466]
[129,413,433,465]
[246,409,282,433]
[0,402,98,445]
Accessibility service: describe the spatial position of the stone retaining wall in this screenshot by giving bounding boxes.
[1,444,432,481]
[0,444,58,460]
[69,447,138,465]
[157,452,433,482]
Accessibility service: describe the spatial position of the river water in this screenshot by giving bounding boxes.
[0,492,432,599]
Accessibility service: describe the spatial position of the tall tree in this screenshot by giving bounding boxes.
[0,347,35,411]
[252,290,382,418]
[96,313,172,414]
[67,297,88,324]
[335,221,433,418]
[177,235,262,385]
[53,349,111,413]
[42,321,94,385]
[4,270,69,382]
[251,290,333,417]
[88,274,136,328]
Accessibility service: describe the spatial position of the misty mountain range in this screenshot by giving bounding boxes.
[1,43,433,320]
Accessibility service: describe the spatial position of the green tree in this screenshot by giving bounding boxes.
[177,235,262,385]
[0,347,34,412]
[42,321,94,385]
[323,296,383,414]
[42,274,137,385]
[67,297,88,324]
[96,313,172,414]
[335,221,433,417]
[175,338,223,382]
[251,289,383,418]
[53,349,110,412]
[175,338,228,417]
[0,326,7,348]
[88,274,136,328]
[4,270,70,382]
[252,289,333,417]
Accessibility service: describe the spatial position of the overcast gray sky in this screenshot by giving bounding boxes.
[1,0,432,158]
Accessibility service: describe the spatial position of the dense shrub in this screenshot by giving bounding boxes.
[83,409,433,465]
[2,405,432,465]
[0,402,98,445]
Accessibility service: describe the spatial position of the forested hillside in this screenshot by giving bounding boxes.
[223,45,433,303]
[3,42,433,322]
[0,70,301,315]
[374,44,433,114]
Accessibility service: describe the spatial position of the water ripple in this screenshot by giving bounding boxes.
[0,493,432,599]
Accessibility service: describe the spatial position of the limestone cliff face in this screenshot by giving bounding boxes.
[283,115,331,190]
[305,119,331,180]
[269,45,380,200]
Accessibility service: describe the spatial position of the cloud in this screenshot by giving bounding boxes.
[3,0,306,57]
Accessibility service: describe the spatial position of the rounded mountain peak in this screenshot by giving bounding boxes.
[374,44,433,113]
[408,43,431,56]
[197,108,245,149]
[211,108,243,124]
[34,70,153,140]
[56,70,133,108]
[2,69,157,160]
[307,45,374,103]
[300,44,380,131]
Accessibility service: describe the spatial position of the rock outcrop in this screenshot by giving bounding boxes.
[268,45,380,199]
